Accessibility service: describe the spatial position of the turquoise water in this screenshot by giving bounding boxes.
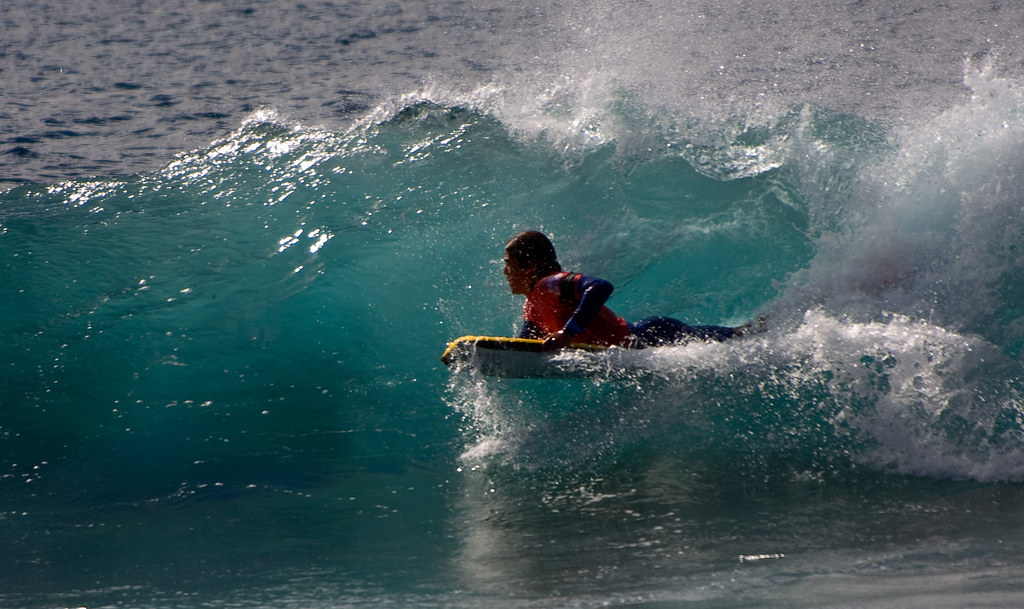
[5,93,1024,607]
[5,1,1024,607]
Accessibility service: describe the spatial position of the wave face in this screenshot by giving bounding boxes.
[4,82,1024,604]
[5,1,1024,607]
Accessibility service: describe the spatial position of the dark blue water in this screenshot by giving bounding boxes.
[5,1,1024,607]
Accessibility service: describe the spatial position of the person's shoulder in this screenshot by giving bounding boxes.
[574,273,612,289]
[531,271,570,294]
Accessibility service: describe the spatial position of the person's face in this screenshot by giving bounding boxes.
[503,254,534,295]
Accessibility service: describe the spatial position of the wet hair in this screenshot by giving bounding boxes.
[505,231,562,276]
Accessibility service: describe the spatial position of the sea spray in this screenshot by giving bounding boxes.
[447,67,1024,485]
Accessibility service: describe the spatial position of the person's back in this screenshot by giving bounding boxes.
[521,270,632,347]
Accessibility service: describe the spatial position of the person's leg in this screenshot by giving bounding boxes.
[687,324,739,342]
[630,317,738,347]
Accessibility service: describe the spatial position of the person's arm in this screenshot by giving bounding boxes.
[561,275,613,337]
[542,275,614,350]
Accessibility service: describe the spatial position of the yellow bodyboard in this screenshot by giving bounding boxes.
[441,335,607,377]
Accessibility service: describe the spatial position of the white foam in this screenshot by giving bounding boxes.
[779,62,1024,340]
[450,309,1024,481]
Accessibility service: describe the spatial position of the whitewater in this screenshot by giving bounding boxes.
[4,1,1024,607]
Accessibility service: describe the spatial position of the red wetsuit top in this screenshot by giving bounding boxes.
[520,272,631,347]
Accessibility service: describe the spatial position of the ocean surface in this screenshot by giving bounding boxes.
[5,1,1024,607]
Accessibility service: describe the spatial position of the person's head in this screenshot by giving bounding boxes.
[503,231,561,294]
